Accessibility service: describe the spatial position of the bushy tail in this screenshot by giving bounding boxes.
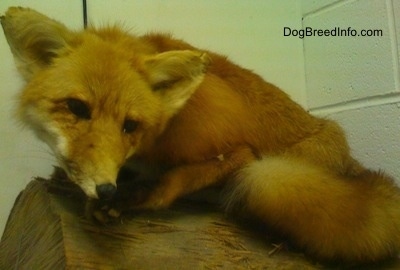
[224,156,400,263]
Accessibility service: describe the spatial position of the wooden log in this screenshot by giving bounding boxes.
[1,178,399,269]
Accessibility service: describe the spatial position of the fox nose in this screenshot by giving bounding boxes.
[96,183,117,200]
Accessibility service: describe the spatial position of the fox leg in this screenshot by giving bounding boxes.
[131,145,257,210]
[88,145,256,221]
[88,145,257,222]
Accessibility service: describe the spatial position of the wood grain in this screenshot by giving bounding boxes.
[1,178,399,269]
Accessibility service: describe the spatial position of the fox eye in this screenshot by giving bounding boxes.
[66,98,91,119]
[123,119,139,133]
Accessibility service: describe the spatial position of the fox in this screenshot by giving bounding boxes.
[2,6,400,265]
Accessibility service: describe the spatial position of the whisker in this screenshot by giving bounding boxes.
[1,144,58,164]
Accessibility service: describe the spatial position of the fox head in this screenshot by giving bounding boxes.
[1,7,209,199]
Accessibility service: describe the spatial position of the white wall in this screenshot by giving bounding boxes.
[87,0,306,104]
[302,0,400,181]
[0,0,83,236]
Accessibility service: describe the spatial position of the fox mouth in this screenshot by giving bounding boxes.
[65,171,119,200]
[53,165,121,200]
[59,156,122,200]
[75,178,98,199]
[57,158,98,199]
[65,170,99,199]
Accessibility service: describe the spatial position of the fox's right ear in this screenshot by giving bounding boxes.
[141,50,210,118]
[1,7,77,81]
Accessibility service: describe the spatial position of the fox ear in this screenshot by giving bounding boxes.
[142,50,210,117]
[1,7,77,81]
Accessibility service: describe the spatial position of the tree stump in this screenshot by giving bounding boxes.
[1,177,399,269]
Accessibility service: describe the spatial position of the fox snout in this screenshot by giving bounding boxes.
[96,183,117,200]
[61,135,127,200]
[65,157,123,200]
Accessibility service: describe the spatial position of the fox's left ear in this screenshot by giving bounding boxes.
[1,7,77,81]
[142,50,210,117]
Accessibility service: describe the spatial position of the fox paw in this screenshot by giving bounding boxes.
[93,207,122,224]
[84,184,158,223]
[85,199,122,224]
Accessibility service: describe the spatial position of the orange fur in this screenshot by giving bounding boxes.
[225,157,400,262]
[2,7,400,264]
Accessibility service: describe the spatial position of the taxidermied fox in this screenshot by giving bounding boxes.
[2,6,400,264]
